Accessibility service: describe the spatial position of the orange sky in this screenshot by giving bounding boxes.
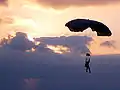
[0,0,120,55]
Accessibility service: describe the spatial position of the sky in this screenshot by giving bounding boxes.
[0,0,120,55]
[1,0,120,90]
[0,0,120,37]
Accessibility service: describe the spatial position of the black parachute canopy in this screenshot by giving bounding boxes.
[65,19,112,36]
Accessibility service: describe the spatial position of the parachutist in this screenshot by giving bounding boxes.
[85,53,91,73]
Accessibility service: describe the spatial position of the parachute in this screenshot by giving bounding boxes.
[65,19,112,36]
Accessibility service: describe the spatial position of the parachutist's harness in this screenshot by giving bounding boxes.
[85,59,90,67]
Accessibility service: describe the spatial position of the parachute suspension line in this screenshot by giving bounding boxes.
[84,28,95,38]
[83,32,91,54]
[83,29,96,55]
[84,28,93,45]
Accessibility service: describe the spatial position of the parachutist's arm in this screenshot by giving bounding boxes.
[85,58,88,61]
[88,58,90,63]
[85,57,90,63]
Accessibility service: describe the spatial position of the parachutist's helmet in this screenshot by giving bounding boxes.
[86,53,90,56]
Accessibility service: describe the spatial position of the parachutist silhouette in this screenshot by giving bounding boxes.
[85,53,91,73]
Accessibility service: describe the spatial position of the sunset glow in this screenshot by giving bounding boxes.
[47,45,70,54]
[27,34,34,42]
[0,0,120,55]
[88,37,120,55]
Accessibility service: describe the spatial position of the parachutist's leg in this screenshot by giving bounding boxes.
[88,66,91,73]
[86,68,87,72]
[85,67,88,72]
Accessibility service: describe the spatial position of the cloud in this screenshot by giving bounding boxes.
[0,0,8,6]
[31,0,120,9]
[2,32,35,51]
[35,36,93,55]
[0,16,14,24]
[35,42,54,53]
[100,40,116,48]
